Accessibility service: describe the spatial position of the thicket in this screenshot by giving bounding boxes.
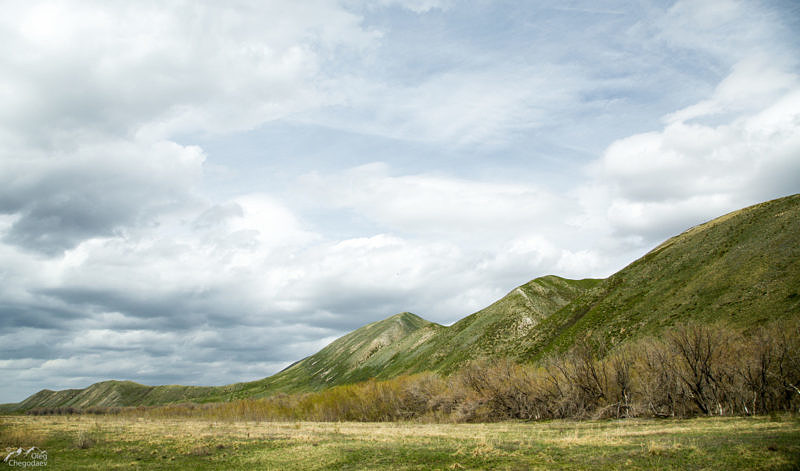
[28,320,800,422]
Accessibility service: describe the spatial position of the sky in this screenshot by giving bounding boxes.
[1,0,799,403]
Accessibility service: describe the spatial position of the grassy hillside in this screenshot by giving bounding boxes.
[222,312,440,398]
[199,276,596,401]
[522,193,800,358]
[6,193,799,411]
[365,276,600,376]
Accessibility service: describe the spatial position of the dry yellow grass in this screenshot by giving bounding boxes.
[1,414,798,470]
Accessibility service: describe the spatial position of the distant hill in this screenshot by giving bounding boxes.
[2,380,215,412]
[4,193,798,412]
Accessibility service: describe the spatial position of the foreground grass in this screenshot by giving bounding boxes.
[1,415,798,470]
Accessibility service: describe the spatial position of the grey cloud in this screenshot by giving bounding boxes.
[0,333,61,360]
[0,143,203,254]
[299,290,413,325]
[187,326,337,363]
[3,194,131,255]
[37,286,247,330]
[0,302,85,330]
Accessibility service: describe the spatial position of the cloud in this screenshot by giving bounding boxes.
[306,63,585,148]
[0,0,378,140]
[594,60,800,242]
[369,0,454,13]
[299,163,567,239]
[573,0,800,247]
[0,0,380,256]
[285,165,615,320]
[0,137,205,254]
[25,196,315,329]
[664,59,798,125]
[655,0,795,64]
[2,161,598,341]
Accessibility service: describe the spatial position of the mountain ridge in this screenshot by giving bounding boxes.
[1,276,595,411]
[4,193,799,412]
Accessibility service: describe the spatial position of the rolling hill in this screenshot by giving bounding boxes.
[3,193,799,412]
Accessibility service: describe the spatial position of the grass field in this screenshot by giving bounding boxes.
[1,415,799,470]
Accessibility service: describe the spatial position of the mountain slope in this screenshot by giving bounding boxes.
[253,312,437,392]
[365,276,600,376]
[204,276,596,400]
[522,193,800,358]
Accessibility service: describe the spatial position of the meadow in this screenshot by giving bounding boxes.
[2,414,799,470]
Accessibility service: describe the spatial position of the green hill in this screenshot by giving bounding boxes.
[228,311,440,397]
[521,193,800,359]
[356,276,600,376]
[275,276,595,380]
[5,193,799,412]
